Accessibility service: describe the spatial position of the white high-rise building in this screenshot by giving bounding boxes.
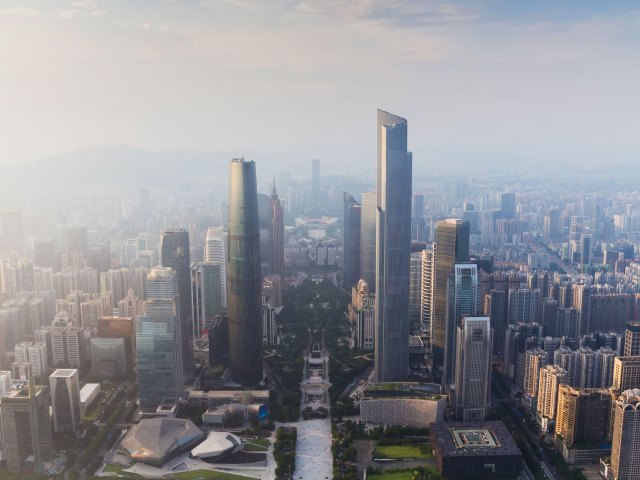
[610,389,640,480]
[420,248,434,341]
[454,316,492,420]
[14,342,48,377]
[0,370,12,395]
[49,368,81,433]
[204,227,227,308]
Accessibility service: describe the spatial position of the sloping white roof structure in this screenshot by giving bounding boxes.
[190,432,243,460]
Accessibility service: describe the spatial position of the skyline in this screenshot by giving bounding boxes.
[1,1,640,172]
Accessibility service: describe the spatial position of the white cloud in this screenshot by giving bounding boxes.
[143,22,152,29]
[90,10,107,16]
[72,0,98,7]
[59,9,79,19]
[0,7,42,16]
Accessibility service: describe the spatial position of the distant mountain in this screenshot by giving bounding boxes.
[2,145,243,187]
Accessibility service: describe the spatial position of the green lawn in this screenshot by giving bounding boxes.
[368,466,440,480]
[103,464,143,478]
[368,471,416,480]
[171,470,252,480]
[373,444,432,460]
[242,438,270,451]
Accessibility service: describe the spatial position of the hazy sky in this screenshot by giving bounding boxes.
[1,0,639,171]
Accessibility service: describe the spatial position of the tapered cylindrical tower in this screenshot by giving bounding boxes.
[227,158,263,386]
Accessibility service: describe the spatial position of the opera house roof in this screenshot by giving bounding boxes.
[121,418,205,467]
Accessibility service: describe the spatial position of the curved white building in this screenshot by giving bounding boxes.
[190,432,243,461]
[205,227,227,308]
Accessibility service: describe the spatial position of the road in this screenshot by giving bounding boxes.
[492,377,562,480]
[531,241,577,276]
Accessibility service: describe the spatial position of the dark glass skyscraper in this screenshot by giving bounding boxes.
[160,228,193,381]
[374,110,412,382]
[257,193,273,277]
[227,158,263,386]
[343,192,361,290]
[359,191,377,290]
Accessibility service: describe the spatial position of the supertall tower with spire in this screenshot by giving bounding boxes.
[374,109,412,382]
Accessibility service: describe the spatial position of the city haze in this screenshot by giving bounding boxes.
[1,0,639,174]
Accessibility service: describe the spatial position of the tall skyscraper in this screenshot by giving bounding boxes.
[486,289,508,355]
[454,317,492,420]
[0,367,52,473]
[507,288,541,324]
[343,192,362,290]
[49,368,81,433]
[412,194,427,242]
[359,191,377,290]
[257,193,274,277]
[579,233,592,267]
[611,389,640,480]
[227,158,263,386]
[409,252,423,322]
[348,279,375,350]
[433,219,470,373]
[536,364,567,431]
[373,110,412,382]
[624,322,640,356]
[444,263,480,387]
[192,262,223,338]
[205,226,227,309]
[500,193,516,218]
[419,248,434,338]
[98,316,136,367]
[271,181,285,280]
[161,228,194,379]
[136,267,182,412]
